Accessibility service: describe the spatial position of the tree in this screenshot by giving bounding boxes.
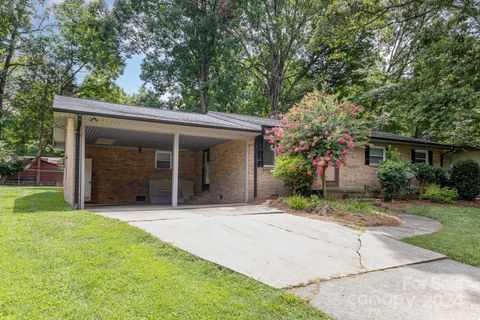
[114,0,244,113]
[0,0,47,137]
[232,0,378,117]
[359,0,480,146]
[53,0,124,96]
[78,72,134,104]
[269,90,370,197]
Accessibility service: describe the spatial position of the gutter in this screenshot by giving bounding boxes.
[73,114,82,210]
[369,136,456,149]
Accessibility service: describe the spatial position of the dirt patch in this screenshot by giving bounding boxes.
[263,199,401,228]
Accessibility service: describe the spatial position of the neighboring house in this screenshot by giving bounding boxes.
[5,157,64,186]
[442,147,480,168]
[52,96,457,209]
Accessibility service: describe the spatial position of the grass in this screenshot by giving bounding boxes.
[401,205,480,267]
[0,186,329,319]
[326,199,386,216]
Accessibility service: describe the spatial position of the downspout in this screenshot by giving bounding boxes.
[73,114,82,209]
[254,135,259,198]
[441,147,456,167]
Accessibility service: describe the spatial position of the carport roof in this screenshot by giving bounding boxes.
[53,96,262,132]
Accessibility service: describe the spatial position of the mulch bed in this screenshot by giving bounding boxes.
[261,198,402,228]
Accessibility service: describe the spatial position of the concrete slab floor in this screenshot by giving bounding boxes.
[290,259,480,320]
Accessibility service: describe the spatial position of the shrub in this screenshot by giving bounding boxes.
[268,90,371,198]
[413,163,436,194]
[450,159,480,200]
[273,154,314,195]
[0,160,23,183]
[433,167,449,187]
[283,195,310,210]
[377,160,415,201]
[423,185,458,203]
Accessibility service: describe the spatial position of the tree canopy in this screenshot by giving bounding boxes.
[1,0,479,162]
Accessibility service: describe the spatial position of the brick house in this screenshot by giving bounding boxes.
[53,96,455,209]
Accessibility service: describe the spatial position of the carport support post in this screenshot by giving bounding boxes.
[244,138,249,203]
[172,133,180,207]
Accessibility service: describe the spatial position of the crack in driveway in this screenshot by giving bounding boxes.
[356,232,367,271]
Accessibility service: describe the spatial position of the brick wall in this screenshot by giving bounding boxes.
[85,146,197,205]
[256,167,289,198]
[208,139,252,203]
[334,145,443,192]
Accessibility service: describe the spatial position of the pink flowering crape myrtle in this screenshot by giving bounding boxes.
[267,90,371,197]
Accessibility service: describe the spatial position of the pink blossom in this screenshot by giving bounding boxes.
[336,160,342,168]
[324,131,329,136]
[311,143,315,147]
[307,170,312,176]
[343,150,349,155]
[306,132,312,137]
[327,137,332,141]
[303,125,309,130]
[339,138,345,144]
[276,145,284,153]
[307,154,312,159]
[348,141,355,149]
[326,157,331,161]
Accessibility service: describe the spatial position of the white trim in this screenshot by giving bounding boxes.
[80,122,86,209]
[79,115,258,140]
[155,151,173,169]
[414,149,428,163]
[368,144,386,166]
[171,134,179,207]
[244,139,249,203]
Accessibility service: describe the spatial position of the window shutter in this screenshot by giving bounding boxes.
[411,149,415,163]
[428,150,433,165]
[365,146,370,165]
[255,135,264,167]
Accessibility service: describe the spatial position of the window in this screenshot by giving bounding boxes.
[413,150,427,164]
[263,137,276,166]
[155,151,172,169]
[368,146,385,165]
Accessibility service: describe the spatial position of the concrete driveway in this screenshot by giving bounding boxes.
[92,205,444,288]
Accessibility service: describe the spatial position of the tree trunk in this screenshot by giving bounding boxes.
[36,157,41,185]
[0,30,17,138]
[321,173,327,199]
[199,68,209,113]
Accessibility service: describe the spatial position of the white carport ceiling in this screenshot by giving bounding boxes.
[86,126,228,151]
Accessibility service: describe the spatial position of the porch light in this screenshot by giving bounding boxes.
[95,138,116,145]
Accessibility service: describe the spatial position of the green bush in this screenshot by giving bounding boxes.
[413,163,436,194]
[377,160,415,201]
[423,185,458,203]
[283,195,310,210]
[450,159,480,200]
[0,160,23,183]
[272,154,314,195]
[433,166,449,187]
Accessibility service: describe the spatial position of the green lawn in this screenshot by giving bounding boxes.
[401,205,480,267]
[0,187,328,319]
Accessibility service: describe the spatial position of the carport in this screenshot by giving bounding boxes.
[53,96,259,209]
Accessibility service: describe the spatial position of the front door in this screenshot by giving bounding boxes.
[202,149,210,191]
[84,158,92,201]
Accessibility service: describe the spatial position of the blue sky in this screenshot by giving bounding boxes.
[116,54,143,95]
